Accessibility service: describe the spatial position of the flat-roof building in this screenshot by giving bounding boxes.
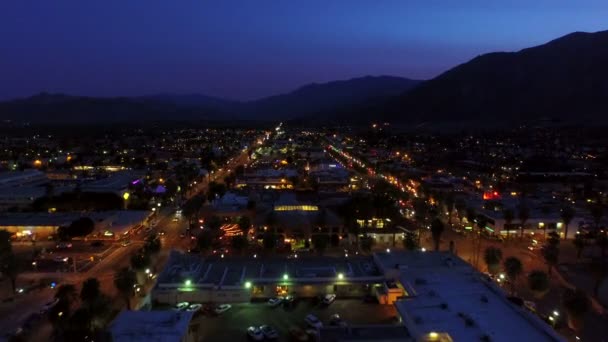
[109,310,197,342]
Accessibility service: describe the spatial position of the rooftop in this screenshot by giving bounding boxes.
[109,310,194,342]
[156,251,383,289]
[374,251,564,342]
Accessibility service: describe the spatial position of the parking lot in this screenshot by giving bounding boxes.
[192,299,399,341]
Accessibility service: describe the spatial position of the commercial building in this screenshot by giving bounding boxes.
[109,310,197,342]
[153,250,563,342]
[0,169,48,188]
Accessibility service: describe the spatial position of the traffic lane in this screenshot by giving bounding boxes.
[0,286,55,337]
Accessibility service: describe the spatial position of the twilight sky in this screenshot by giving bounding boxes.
[1,1,607,101]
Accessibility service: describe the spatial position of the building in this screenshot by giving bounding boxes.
[152,251,392,305]
[374,251,564,342]
[152,251,563,342]
[109,310,197,342]
[0,169,48,188]
[81,171,142,196]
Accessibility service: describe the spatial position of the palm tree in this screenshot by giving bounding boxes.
[360,234,375,253]
[503,208,514,240]
[237,216,252,237]
[541,244,559,275]
[403,233,419,251]
[503,257,523,294]
[114,268,136,310]
[597,232,608,258]
[230,235,248,255]
[444,192,455,225]
[589,203,604,230]
[518,204,530,239]
[527,270,550,298]
[80,278,101,307]
[562,288,590,333]
[455,199,466,225]
[573,233,586,259]
[560,206,575,240]
[430,218,445,251]
[483,247,503,275]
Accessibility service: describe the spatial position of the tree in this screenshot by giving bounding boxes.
[66,217,95,238]
[262,231,277,253]
[455,199,466,224]
[527,270,550,297]
[413,198,429,224]
[80,278,101,307]
[518,204,530,238]
[196,231,213,255]
[206,215,222,231]
[230,235,248,254]
[360,234,375,253]
[562,288,590,332]
[55,283,77,305]
[466,207,476,226]
[573,233,586,259]
[237,216,251,236]
[483,247,503,275]
[430,218,445,251]
[596,232,608,258]
[503,209,514,240]
[311,234,329,255]
[504,257,523,294]
[114,268,136,310]
[589,203,604,229]
[403,233,419,251]
[560,206,575,240]
[130,252,150,273]
[143,235,161,255]
[542,244,559,275]
[444,192,455,224]
[2,252,19,294]
[265,211,278,233]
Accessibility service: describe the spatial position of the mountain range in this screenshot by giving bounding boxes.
[1,29,608,125]
[0,76,420,124]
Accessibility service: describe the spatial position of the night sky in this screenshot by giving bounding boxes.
[1,1,607,101]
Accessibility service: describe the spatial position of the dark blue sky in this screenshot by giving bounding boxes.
[1,1,607,101]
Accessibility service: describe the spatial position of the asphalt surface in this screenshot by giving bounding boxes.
[194,299,398,342]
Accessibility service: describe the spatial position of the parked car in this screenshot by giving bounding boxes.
[187,303,202,312]
[268,297,283,307]
[288,326,309,341]
[322,294,336,305]
[174,302,189,311]
[260,325,279,339]
[329,314,347,327]
[304,314,323,329]
[56,242,72,249]
[214,304,232,314]
[40,298,59,314]
[52,256,68,263]
[283,295,296,307]
[247,326,264,341]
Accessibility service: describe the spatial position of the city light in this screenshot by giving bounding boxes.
[245,281,252,289]
[184,279,192,286]
[386,248,391,253]
[123,192,130,200]
[283,274,289,281]
[145,268,150,274]
[338,273,344,280]
[421,247,426,252]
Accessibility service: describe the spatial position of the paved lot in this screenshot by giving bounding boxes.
[194,299,398,341]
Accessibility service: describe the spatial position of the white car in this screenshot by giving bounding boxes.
[322,294,336,305]
[247,326,264,341]
[174,302,189,311]
[329,314,348,327]
[187,303,202,312]
[267,297,283,307]
[260,325,279,339]
[305,314,323,329]
[214,304,232,314]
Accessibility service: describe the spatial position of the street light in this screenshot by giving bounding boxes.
[338,273,344,280]
[184,279,192,287]
[283,274,289,281]
[245,281,252,289]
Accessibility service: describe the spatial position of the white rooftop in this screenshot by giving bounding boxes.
[109,310,194,342]
[374,251,564,342]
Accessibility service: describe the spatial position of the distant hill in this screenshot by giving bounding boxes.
[0,76,420,123]
[0,93,222,123]
[384,30,608,125]
[244,75,420,121]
